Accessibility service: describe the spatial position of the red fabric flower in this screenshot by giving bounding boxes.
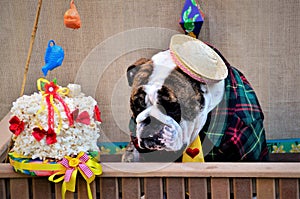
[32,127,57,145]
[44,81,59,95]
[46,128,57,145]
[94,105,102,122]
[71,109,91,125]
[9,116,25,136]
[32,127,46,141]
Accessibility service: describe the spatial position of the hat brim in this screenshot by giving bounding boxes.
[170,34,228,82]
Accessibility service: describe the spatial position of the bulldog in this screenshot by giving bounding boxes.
[123,35,268,162]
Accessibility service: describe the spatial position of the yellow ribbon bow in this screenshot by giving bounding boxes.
[48,152,102,199]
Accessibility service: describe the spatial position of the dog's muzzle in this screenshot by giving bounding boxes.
[136,106,183,151]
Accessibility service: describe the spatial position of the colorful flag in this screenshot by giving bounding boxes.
[179,0,204,38]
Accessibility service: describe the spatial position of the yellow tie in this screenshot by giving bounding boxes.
[182,136,205,162]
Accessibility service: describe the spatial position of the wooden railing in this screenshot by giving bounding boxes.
[1,162,300,199]
[1,114,300,198]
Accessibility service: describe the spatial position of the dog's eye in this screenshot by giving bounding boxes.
[157,87,181,123]
[130,87,147,118]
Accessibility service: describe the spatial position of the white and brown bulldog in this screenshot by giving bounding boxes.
[123,34,268,162]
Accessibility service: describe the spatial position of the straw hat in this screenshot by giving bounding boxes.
[170,34,228,83]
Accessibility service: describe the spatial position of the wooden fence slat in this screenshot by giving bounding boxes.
[54,182,75,199]
[166,177,185,199]
[0,179,6,199]
[100,177,119,199]
[279,178,299,199]
[256,178,276,199]
[32,178,52,199]
[144,177,163,199]
[233,178,252,199]
[78,177,96,199]
[91,178,96,198]
[54,183,62,199]
[122,177,140,199]
[211,178,230,199]
[10,178,30,199]
[188,178,207,199]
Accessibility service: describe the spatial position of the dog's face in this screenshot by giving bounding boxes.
[127,51,213,152]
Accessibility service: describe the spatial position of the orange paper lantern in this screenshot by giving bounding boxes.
[64,0,81,29]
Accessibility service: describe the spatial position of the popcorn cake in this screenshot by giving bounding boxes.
[8,78,102,180]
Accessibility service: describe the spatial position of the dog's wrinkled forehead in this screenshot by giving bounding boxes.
[143,51,177,105]
[127,51,176,89]
[127,51,181,121]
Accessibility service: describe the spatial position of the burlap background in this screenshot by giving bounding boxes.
[0,0,299,142]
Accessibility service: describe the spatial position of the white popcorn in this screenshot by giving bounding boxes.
[10,84,101,160]
[67,84,81,97]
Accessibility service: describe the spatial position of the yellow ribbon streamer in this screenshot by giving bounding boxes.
[10,159,64,171]
[49,94,62,133]
[182,135,205,162]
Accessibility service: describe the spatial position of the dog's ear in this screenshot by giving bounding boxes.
[127,65,140,87]
[127,58,150,87]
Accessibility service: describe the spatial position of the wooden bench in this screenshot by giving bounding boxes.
[0,162,300,199]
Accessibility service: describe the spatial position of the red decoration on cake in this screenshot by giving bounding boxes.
[44,81,59,95]
[9,116,25,136]
[94,105,102,122]
[32,127,57,145]
[71,109,91,125]
[37,78,74,137]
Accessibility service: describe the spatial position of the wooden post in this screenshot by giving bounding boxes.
[20,0,43,96]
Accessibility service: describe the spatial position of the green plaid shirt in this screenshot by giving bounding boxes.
[200,46,268,161]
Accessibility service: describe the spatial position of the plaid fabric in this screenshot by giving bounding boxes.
[129,46,269,162]
[200,46,268,161]
[200,65,268,161]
